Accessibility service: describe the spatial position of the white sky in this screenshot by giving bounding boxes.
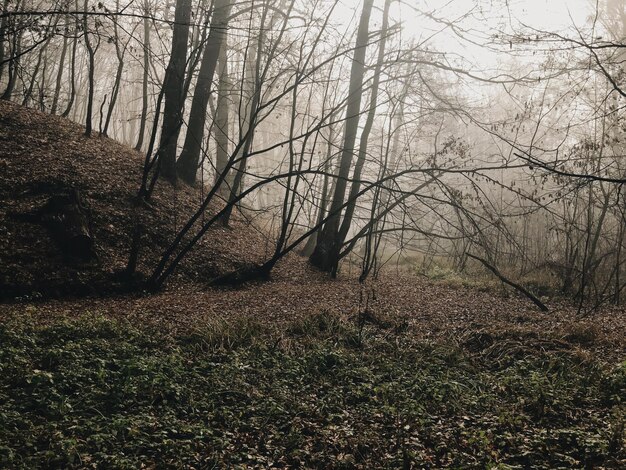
[489,0,591,29]
[333,0,595,65]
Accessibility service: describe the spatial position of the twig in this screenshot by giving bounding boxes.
[467,253,549,312]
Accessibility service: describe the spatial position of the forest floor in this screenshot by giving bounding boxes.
[0,102,625,468]
[0,290,624,468]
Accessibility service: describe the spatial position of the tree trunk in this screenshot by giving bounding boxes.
[22,41,47,106]
[219,29,259,225]
[220,0,292,225]
[214,38,231,191]
[615,203,625,304]
[156,0,193,183]
[337,0,391,247]
[301,124,336,257]
[22,18,57,108]
[182,0,210,102]
[1,0,23,101]
[0,0,9,83]
[309,0,374,274]
[50,20,69,115]
[135,8,151,150]
[177,0,232,185]
[38,51,49,111]
[83,0,96,137]
[102,0,125,135]
[61,3,79,118]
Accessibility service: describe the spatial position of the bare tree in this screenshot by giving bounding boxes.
[155,0,193,184]
[135,1,152,150]
[176,0,232,185]
[309,0,375,274]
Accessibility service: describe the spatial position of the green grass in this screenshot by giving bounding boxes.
[0,313,624,468]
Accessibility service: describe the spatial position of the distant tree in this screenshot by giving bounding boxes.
[213,38,231,191]
[101,0,136,135]
[22,18,57,107]
[219,0,284,225]
[0,0,9,82]
[135,0,152,151]
[83,0,98,137]
[50,12,70,115]
[1,0,24,101]
[61,0,80,118]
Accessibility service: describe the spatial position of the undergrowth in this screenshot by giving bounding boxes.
[0,312,624,468]
[418,263,561,298]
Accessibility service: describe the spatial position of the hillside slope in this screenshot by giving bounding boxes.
[0,101,269,299]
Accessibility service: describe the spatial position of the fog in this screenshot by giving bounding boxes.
[1,0,625,306]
